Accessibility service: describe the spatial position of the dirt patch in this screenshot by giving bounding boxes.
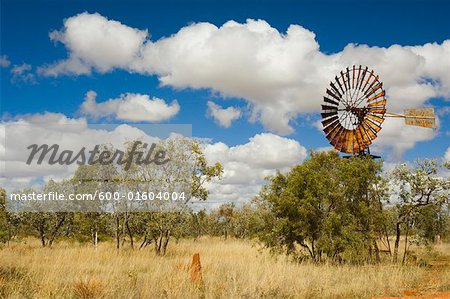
[379,291,450,298]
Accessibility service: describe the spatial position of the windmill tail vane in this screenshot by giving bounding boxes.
[321,65,436,157]
[385,108,436,129]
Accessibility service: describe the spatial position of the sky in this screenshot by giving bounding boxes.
[1,0,449,208]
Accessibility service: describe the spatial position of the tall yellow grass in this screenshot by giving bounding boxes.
[0,238,449,298]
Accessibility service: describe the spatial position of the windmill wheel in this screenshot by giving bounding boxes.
[321,65,387,154]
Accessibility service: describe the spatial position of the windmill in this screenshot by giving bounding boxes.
[321,65,436,158]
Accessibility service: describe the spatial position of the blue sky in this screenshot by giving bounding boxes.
[1,1,450,164]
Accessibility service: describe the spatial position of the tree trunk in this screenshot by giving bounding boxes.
[402,224,410,265]
[156,232,164,254]
[373,240,380,263]
[126,218,134,249]
[162,230,170,255]
[115,215,121,250]
[393,222,401,263]
[39,223,46,247]
[384,226,392,256]
[48,214,66,247]
[139,235,147,250]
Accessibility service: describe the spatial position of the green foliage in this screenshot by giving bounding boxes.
[254,151,388,263]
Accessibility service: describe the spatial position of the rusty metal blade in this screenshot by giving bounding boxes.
[326,123,342,140]
[355,65,362,90]
[352,65,356,89]
[358,124,373,145]
[323,119,340,135]
[346,67,351,90]
[364,75,379,95]
[330,82,342,98]
[343,130,354,154]
[321,105,338,111]
[340,71,348,92]
[326,89,341,102]
[329,125,345,144]
[324,96,339,106]
[362,70,374,92]
[365,118,382,133]
[335,76,345,95]
[352,131,361,153]
[368,108,386,115]
[368,99,386,107]
[367,91,385,103]
[321,111,337,119]
[356,126,371,148]
[367,113,384,124]
[365,82,382,97]
[322,115,338,127]
[358,67,368,90]
[361,121,377,140]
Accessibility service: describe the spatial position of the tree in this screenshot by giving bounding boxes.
[255,151,388,263]
[390,160,449,263]
[0,188,19,245]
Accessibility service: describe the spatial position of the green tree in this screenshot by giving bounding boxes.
[390,159,449,263]
[255,151,388,263]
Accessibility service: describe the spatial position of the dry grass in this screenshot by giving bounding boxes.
[0,238,449,299]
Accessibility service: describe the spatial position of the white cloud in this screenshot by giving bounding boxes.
[201,133,307,205]
[1,113,306,207]
[0,112,164,190]
[39,12,147,76]
[445,147,450,162]
[207,101,241,128]
[0,55,10,68]
[39,13,450,155]
[11,63,36,84]
[80,90,180,122]
[370,117,438,160]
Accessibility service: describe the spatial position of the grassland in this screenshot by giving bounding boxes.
[1,238,449,298]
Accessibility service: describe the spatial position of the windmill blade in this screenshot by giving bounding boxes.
[321,105,338,111]
[365,82,382,97]
[323,119,340,135]
[344,130,356,154]
[324,96,339,106]
[326,89,341,102]
[361,70,374,92]
[322,115,339,128]
[335,76,345,95]
[363,75,379,95]
[368,108,386,115]
[367,91,385,102]
[355,65,362,90]
[321,111,338,119]
[358,66,369,91]
[330,82,342,98]
[326,124,343,141]
[366,113,384,125]
[361,121,377,140]
[365,118,382,133]
[346,67,351,91]
[356,126,372,146]
[368,99,386,107]
[321,66,391,155]
[334,129,348,152]
[352,65,356,89]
